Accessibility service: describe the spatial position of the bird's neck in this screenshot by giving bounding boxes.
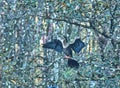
[62,39,69,48]
[63,43,69,48]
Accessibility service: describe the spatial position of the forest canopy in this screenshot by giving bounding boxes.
[0,0,120,88]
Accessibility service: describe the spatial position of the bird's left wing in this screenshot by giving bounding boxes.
[42,39,63,52]
[70,38,85,53]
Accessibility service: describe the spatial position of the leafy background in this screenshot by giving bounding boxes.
[0,0,120,88]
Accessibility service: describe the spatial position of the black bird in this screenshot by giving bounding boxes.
[42,38,85,68]
[68,59,79,68]
[43,38,85,57]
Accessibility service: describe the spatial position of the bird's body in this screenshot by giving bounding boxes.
[42,38,85,68]
[63,45,73,57]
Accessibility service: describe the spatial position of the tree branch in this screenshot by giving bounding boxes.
[46,16,90,29]
[44,16,120,44]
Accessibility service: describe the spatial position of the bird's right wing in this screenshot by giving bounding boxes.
[42,39,63,52]
[70,38,85,53]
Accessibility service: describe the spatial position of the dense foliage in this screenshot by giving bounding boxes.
[0,0,120,88]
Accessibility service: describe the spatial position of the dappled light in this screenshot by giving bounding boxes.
[0,0,120,88]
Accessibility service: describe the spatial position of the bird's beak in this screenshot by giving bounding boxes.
[64,55,71,59]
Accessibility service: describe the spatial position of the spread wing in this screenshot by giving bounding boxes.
[70,38,85,53]
[42,39,63,52]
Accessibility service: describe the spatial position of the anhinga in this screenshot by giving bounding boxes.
[42,37,85,68]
